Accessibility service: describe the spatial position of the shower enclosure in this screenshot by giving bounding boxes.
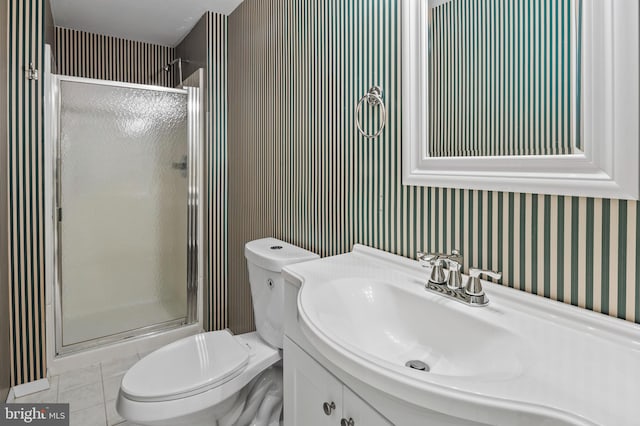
[50,74,201,355]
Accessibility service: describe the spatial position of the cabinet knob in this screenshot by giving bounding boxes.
[322,401,336,415]
[341,418,355,426]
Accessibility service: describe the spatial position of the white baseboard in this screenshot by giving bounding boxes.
[5,388,15,403]
[12,378,50,398]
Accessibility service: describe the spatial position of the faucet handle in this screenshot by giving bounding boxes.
[469,268,502,280]
[416,251,444,265]
[465,268,502,296]
[417,251,461,265]
[416,252,430,269]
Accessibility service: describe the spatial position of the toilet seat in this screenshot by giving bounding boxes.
[121,331,250,402]
[117,331,281,425]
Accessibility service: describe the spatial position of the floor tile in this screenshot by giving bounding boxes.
[69,404,106,426]
[103,374,124,402]
[59,364,101,392]
[59,381,104,413]
[106,399,124,426]
[101,355,139,379]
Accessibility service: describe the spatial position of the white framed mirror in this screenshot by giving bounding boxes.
[402,0,639,200]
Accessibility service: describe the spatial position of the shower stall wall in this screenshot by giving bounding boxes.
[49,73,201,356]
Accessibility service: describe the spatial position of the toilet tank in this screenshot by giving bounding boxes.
[244,238,319,349]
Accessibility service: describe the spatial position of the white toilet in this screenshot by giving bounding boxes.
[116,238,318,426]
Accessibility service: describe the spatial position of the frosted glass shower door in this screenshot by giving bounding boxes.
[58,79,189,347]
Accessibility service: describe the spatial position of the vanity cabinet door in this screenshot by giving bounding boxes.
[284,337,343,426]
[342,387,392,426]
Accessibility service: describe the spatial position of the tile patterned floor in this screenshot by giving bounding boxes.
[14,352,145,426]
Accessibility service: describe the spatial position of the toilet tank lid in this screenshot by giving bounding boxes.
[245,238,319,272]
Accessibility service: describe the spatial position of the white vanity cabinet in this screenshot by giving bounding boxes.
[342,386,393,426]
[284,337,391,426]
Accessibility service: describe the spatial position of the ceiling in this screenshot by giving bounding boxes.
[51,0,245,47]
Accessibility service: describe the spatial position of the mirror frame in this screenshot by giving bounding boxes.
[402,0,639,200]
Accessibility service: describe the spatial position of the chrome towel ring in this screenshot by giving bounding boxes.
[356,86,386,139]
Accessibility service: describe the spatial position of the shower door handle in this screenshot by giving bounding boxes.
[172,156,187,170]
[172,155,188,177]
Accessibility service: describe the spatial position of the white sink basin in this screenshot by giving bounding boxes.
[301,277,527,380]
[285,244,640,426]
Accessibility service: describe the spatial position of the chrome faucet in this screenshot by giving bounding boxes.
[416,250,501,307]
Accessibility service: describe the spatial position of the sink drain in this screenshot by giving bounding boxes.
[405,360,430,372]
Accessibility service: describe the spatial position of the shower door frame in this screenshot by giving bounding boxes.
[49,74,202,356]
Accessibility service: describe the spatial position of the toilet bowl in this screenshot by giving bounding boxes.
[117,238,319,426]
[116,331,281,426]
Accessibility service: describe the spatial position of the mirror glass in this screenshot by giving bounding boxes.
[427,0,581,157]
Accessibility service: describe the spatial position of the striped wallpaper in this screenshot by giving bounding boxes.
[429,0,577,157]
[205,12,229,332]
[8,0,47,386]
[0,0,10,401]
[227,0,639,334]
[54,26,175,87]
